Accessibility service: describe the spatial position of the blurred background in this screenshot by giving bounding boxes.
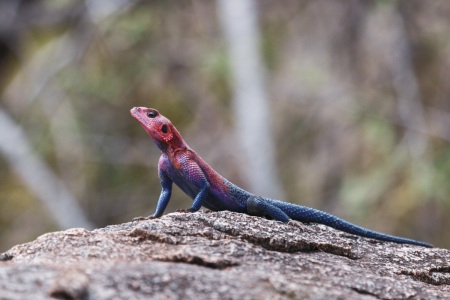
[1,0,449,251]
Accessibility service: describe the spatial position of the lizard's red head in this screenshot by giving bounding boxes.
[130,107,185,151]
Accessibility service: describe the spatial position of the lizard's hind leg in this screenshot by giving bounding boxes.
[246,196,290,222]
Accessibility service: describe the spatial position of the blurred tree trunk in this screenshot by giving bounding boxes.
[217,0,285,199]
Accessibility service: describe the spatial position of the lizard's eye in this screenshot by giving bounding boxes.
[147,110,158,118]
[161,124,168,133]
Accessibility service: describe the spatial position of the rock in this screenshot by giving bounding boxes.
[1,211,449,299]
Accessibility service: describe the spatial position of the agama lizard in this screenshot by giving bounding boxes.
[130,107,432,247]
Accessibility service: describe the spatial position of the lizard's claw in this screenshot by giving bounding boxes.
[288,220,310,232]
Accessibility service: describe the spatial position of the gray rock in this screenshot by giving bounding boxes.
[1,211,449,299]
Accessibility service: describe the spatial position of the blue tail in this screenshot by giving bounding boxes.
[268,199,432,247]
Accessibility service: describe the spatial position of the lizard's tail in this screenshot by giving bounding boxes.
[270,200,432,247]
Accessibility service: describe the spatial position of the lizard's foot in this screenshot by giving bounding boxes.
[288,220,310,232]
[132,216,148,222]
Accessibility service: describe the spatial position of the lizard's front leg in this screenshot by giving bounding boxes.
[184,181,210,212]
[151,168,173,217]
[147,155,175,217]
[133,161,173,222]
[177,159,211,213]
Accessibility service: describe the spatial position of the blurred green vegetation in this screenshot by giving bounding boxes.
[1,0,449,251]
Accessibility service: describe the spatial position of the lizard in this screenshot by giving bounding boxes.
[130,107,432,248]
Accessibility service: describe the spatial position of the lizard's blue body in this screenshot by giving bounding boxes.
[131,107,432,248]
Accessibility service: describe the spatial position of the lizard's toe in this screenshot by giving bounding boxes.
[288,220,310,232]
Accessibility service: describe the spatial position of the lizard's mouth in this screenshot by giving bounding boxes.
[130,107,150,125]
[130,107,144,119]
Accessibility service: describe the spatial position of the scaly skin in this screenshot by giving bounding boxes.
[130,107,432,248]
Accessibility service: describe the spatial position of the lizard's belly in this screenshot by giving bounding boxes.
[168,170,247,212]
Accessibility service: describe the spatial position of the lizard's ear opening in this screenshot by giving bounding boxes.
[147,110,158,118]
[161,124,168,133]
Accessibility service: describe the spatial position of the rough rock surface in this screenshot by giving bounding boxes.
[1,211,449,299]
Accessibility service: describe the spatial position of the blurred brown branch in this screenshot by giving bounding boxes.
[0,107,93,229]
